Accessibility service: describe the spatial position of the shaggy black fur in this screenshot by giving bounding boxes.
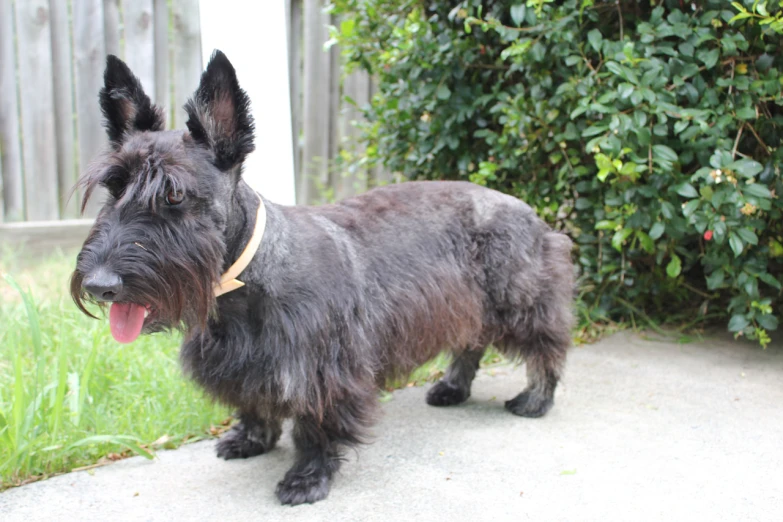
[71,51,575,506]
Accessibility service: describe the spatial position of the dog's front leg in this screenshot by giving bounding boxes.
[216,412,282,460]
[274,415,342,505]
[276,401,370,506]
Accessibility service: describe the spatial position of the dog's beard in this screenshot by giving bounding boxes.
[70,238,223,339]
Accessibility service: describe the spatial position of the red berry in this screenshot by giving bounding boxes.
[704,230,713,241]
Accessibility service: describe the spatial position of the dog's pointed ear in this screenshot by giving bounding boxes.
[99,55,165,147]
[184,50,255,171]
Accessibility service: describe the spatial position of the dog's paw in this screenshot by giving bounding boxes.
[426,380,470,407]
[216,428,268,460]
[275,470,331,505]
[504,391,553,418]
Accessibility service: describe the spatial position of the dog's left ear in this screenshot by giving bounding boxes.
[100,55,165,147]
[184,50,255,171]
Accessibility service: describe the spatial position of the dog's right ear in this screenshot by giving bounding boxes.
[100,55,165,147]
[184,50,255,172]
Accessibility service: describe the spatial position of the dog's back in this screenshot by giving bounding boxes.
[296,180,571,366]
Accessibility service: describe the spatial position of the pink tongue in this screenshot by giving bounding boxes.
[109,303,147,344]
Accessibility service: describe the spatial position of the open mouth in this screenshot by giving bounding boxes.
[109,303,157,344]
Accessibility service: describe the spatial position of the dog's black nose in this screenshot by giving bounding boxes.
[82,269,123,302]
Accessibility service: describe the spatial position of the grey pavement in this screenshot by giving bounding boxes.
[1,331,782,521]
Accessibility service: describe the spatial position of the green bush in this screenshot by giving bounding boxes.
[331,0,783,345]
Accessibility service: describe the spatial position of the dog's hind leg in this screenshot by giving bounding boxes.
[425,349,484,407]
[503,232,573,418]
[504,342,565,418]
[216,412,282,460]
[276,390,376,505]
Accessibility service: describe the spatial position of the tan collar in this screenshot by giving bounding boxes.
[213,194,266,297]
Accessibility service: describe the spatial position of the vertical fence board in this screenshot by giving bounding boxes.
[153,0,170,116]
[15,0,59,220]
[327,33,340,199]
[0,0,24,221]
[301,0,331,204]
[336,70,371,200]
[369,78,393,187]
[123,0,155,96]
[0,148,3,222]
[73,0,106,217]
[103,0,120,57]
[50,0,78,218]
[0,142,3,221]
[172,0,202,129]
[287,0,303,187]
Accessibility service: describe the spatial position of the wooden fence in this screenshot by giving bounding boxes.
[0,0,389,251]
[0,0,202,225]
[287,0,393,206]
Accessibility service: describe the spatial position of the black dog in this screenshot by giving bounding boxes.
[71,50,574,505]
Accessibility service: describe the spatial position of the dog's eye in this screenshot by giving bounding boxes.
[165,189,185,206]
[102,168,128,198]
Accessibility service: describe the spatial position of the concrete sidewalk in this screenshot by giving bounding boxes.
[1,331,782,521]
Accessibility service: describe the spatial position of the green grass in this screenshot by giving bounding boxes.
[0,250,230,488]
